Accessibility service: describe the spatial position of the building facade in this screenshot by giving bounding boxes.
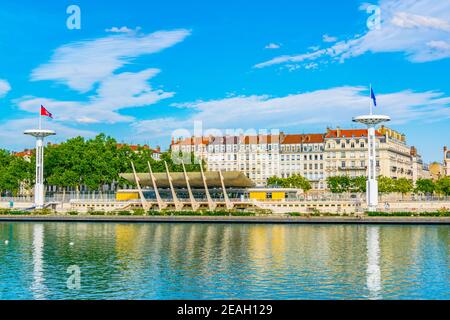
[171,126,431,189]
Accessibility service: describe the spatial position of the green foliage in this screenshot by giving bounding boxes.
[0,209,31,215]
[1,134,201,196]
[117,210,132,216]
[326,176,366,193]
[33,209,53,215]
[378,176,413,195]
[350,176,367,193]
[267,174,312,192]
[326,176,352,193]
[87,210,106,216]
[393,178,414,195]
[131,209,146,216]
[414,179,435,194]
[148,210,256,216]
[435,177,450,195]
[0,149,33,196]
[378,176,395,193]
[368,211,450,217]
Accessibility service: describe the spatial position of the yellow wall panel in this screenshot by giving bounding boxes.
[116,192,139,201]
[272,192,286,200]
[250,192,267,200]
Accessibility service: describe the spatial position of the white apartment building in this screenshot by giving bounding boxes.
[171,126,430,189]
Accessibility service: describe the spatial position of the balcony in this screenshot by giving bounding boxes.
[338,165,367,170]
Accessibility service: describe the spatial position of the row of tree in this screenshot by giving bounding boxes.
[0,134,202,196]
[266,174,450,196]
[267,175,312,192]
[326,175,450,195]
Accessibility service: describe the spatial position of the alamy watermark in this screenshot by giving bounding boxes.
[366,5,381,30]
[67,265,81,290]
[66,5,81,30]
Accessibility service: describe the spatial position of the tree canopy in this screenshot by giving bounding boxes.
[0,149,33,196]
[326,176,366,193]
[0,134,202,195]
[267,175,312,192]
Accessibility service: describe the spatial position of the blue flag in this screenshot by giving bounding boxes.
[370,87,377,107]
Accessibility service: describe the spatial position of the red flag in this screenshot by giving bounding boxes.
[40,105,53,118]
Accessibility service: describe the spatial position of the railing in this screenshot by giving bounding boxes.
[3,193,450,204]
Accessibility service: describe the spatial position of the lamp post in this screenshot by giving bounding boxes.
[24,129,56,209]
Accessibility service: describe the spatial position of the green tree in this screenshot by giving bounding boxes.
[393,178,414,198]
[267,175,311,192]
[350,176,367,193]
[326,176,352,193]
[378,176,394,194]
[435,177,450,196]
[414,179,435,194]
[0,150,33,196]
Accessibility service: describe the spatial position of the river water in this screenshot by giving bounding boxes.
[0,222,448,300]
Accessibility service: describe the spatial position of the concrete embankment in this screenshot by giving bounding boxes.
[0,215,449,225]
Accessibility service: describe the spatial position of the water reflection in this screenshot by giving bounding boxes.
[366,227,381,299]
[31,224,46,300]
[0,223,448,300]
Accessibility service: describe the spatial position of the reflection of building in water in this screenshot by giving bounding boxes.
[31,224,46,300]
[366,227,382,300]
[249,226,287,268]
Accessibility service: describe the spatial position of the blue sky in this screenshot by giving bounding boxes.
[0,0,449,162]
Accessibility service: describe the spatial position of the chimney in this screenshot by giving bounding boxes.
[336,126,341,137]
[279,131,285,143]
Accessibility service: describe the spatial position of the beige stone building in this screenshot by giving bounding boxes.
[323,126,430,182]
[171,126,430,190]
[444,146,450,176]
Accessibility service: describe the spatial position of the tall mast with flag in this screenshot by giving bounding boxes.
[369,85,377,115]
[352,85,390,212]
[39,105,53,130]
[24,106,55,209]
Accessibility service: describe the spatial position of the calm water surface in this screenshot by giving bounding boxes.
[0,222,448,300]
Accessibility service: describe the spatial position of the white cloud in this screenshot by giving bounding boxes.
[133,86,450,137]
[0,118,96,151]
[391,12,450,31]
[31,29,191,93]
[322,34,338,43]
[0,79,11,98]
[17,68,174,124]
[265,43,281,49]
[427,40,450,50]
[20,29,190,124]
[255,0,450,69]
[105,26,140,33]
